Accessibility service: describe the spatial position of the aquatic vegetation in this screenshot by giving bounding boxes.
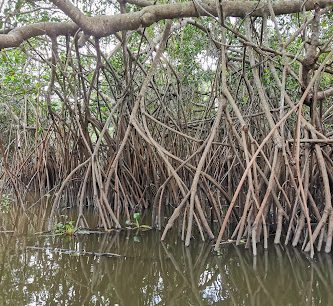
[126,213,152,231]
[53,221,75,236]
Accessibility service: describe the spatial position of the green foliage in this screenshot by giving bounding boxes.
[168,23,208,83]
[0,194,11,213]
[54,221,75,236]
[125,212,152,231]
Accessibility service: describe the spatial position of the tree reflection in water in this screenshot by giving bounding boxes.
[0,209,332,305]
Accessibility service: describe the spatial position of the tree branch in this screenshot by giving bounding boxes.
[317,87,333,100]
[0,0,331,49]
[0,22,78,49]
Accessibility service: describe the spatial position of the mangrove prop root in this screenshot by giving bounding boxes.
[1,6,333,259]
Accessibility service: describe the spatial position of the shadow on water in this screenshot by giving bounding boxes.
[0,208,333,305]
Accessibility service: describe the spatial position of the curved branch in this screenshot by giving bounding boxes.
[0,22,78,49]
[0,0,331,49]
[49,0,332,37]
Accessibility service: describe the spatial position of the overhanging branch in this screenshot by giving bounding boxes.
[0,22,78,49]
[0,0,332,49]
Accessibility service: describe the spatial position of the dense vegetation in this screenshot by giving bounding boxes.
[0,0,332,257]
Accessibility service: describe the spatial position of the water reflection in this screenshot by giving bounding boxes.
[0,211,333,305]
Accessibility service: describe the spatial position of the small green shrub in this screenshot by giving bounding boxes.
[54,221,75,235]
[0,194,11,212]
[125,212,151,230]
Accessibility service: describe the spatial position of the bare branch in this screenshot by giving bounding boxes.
[0,0,331,49]
[0,22,78,49]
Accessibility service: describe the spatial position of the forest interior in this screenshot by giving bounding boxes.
[0,0,333,258]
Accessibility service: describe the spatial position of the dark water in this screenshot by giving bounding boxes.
[0,209,333,305]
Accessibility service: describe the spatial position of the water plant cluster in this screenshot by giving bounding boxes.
[54,221,75,236]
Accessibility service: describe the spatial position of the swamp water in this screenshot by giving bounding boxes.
[0,209,333,305]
